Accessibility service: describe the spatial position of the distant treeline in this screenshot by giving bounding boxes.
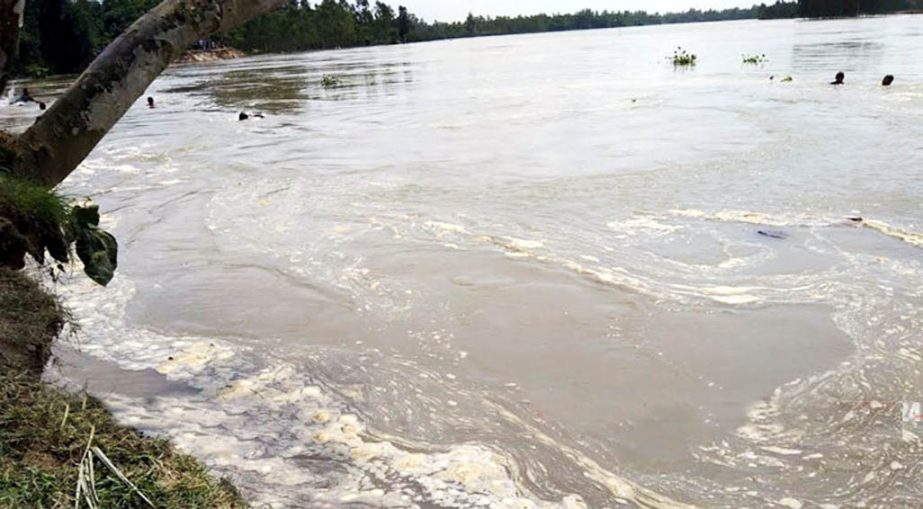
[12,0,921,78]
[796,0,919,17]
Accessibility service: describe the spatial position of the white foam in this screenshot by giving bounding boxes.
[424,220,469,235]
[607,214,683,236]
[58,275,691,508]
[862,220,923,248]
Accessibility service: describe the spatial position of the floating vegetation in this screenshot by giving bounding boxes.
[742,53,768,65]
[781,75,793,82]
[321,74,342,88]
[671,47,697,67]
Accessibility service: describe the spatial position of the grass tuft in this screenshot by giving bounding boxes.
[0,176,71,228]
[0,270,245,508]
[0,176,73,268]
[0,370,246,508]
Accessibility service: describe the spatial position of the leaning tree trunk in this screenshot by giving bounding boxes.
[0,0,24,95]
[13,0,286,187]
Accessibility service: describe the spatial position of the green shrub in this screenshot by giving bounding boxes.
[24,64,50,79]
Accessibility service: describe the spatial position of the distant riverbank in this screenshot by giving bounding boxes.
[175,47,246,65]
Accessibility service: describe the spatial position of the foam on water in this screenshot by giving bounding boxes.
[32,15,923,509]
[60,149,922,507]
[352,207,923,506]
[862,220,923,249]
[58,275,698,508]
[86,187,921,506]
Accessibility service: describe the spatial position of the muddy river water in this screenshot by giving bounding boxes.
[4,15,923,509]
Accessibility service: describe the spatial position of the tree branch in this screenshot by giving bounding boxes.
[17,0,286,187]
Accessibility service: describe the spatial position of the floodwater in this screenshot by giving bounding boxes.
[6,15,923,509]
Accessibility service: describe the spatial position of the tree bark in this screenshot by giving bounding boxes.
[16,0,286,187]
[0,0,24,96]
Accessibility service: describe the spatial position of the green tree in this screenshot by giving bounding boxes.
[373,1,396,43]
[758,1,799,19]
[397,5,409,42]
[355,0,374,45]
[314,0,356,48]
[464,13,477,36]
[16,0,104,75]
[22,0,912,76]
[797,0,910,17]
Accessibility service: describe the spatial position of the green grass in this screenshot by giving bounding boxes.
[0,174,120,286]
[671,47,697,67]
[0,176,71,228]
[0,270,246,508]
[0,371,246,509]
[0,175,73,269]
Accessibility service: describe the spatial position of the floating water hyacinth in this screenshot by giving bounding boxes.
[671,46,697,66]
[321,74,342,88]
[742,53,769,65]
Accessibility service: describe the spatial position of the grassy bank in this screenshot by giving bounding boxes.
[0,270,246,508]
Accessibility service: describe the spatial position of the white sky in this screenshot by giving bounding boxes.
[399,1,756,22]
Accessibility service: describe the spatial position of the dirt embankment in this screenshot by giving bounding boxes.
[175,47,246,65]
[0,268,64,372]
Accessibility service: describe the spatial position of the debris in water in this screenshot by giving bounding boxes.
[757,230,788,240]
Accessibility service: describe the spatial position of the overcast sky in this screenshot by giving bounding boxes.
[399,1,755,22]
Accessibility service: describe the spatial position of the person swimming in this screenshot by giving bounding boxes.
[882,75,894,86]
[12,88,34,104]
[11,88,44,110]
[147,97,155,108]
[831,72,845,85]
